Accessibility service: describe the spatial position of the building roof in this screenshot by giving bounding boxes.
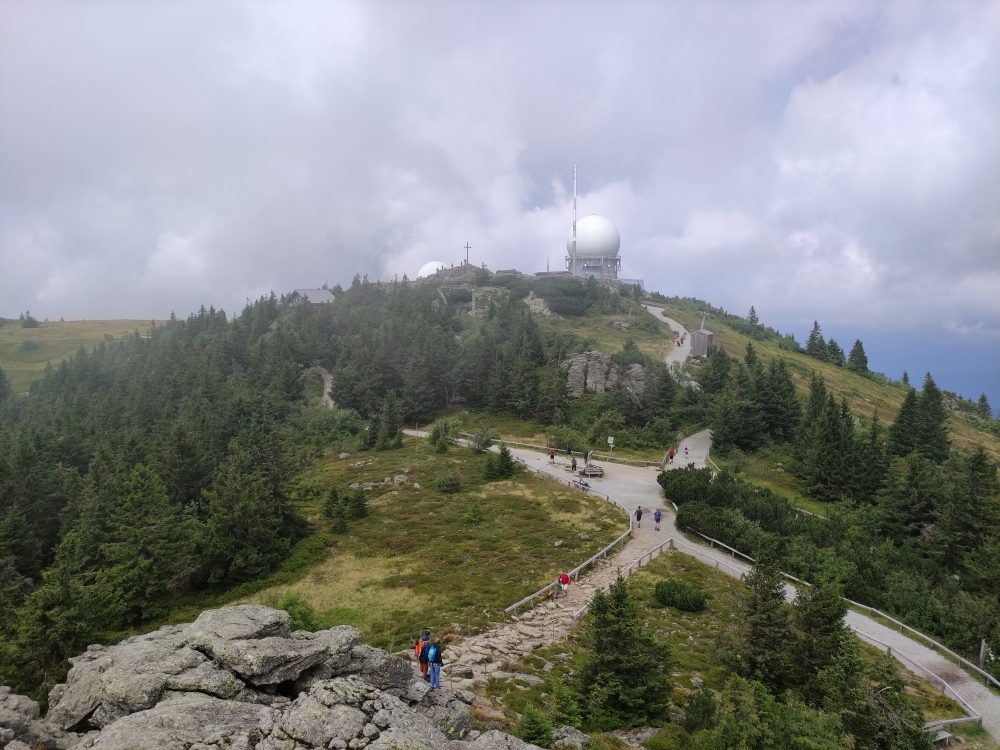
[291,289,335,304]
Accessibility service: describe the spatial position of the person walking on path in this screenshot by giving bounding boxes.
[566,445,572,458]
[427,639,443,689]
[548,448,556,463]
[558,571,571,597]
[417,632,430,680]
[667,448,675,464]
[571,456,578,472]
[635,506,643,529]
[684,445,689,460]
[654,508,662,531]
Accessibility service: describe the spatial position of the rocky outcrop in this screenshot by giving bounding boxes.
[560,352,646,399]
[523,292,560,319]
[0,605,538,750]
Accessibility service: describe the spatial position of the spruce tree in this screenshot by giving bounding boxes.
[805,321,829,362]
[518,706,554,748]
[0,366,10,402]
[551,678,582,728]
[722,558,792,694]
[323,486,340,520]
[888,388,920,457]
[374,392,403,451]
[847,339,868,374]
[348,488,369,519]
[203,442,295,585]
[759,359,801,443]
[701,346,733,394]
[790,582,850,705]
[901,370,909,386]
[879,453,942,541]
[855,415,888,504]
[581,575,672,730]
[934,446,1000,568]
[96,466,199,624]
[827,339,845,367]
[330,499,349,533]
[744,341,759,368]
[977,393,993,419]
[802,396,857,502]
[916,373,949,463]
[747,306,760,326]
[804,372,827,425]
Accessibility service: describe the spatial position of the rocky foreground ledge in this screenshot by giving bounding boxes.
[0,605,542,750]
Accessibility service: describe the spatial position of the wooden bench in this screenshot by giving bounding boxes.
[582,465,604,478]
[933,730,952,746]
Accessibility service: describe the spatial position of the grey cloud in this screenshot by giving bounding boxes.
[0,0,997,346]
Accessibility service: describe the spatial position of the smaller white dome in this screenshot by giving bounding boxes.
[417,261,447,278]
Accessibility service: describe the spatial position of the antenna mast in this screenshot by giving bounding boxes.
[572,165,578,277]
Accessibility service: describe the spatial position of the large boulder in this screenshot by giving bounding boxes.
[184,604,292,649]
[75,691,268,749]
[46,625,247,731]
[210,637,329,686]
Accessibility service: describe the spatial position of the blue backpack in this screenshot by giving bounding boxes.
[427,645,439,662]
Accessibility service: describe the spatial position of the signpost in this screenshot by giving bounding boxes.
[607,436,614,455]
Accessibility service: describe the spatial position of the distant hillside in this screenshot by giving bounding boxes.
[0,318,159,393]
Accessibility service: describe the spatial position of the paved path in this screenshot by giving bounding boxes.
[645,305,691,367]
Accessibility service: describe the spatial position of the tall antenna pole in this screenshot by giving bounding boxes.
[572,165,578,277]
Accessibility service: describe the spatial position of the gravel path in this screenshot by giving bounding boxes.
[319,367,335,408]
[645,305,691,367]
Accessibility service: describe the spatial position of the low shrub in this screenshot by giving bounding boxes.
[654,578,706,612]
[437,472,462,494]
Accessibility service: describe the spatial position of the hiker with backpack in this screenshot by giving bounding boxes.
[654,508,662,531]
[427,639,444,689]
[416,632,430,680]
[635,506,643,528]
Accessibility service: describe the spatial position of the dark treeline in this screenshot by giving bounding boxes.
[0,275,696,698]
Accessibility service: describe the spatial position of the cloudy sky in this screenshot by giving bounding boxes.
[1,1,998,403]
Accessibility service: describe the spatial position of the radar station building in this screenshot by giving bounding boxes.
[566,215,621,280]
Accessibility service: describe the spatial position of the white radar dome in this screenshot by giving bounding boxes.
[417,261,447,278]
[566,215,620,257]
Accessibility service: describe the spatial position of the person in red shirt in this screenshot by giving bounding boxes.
[558,571,571,597]
[667,448,675,464]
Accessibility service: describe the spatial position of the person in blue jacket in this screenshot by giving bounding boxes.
[427,638,444,689]
[654,508,662,531]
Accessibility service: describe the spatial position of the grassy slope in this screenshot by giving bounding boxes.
[0,319,159,393]
[221,437,628,649]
